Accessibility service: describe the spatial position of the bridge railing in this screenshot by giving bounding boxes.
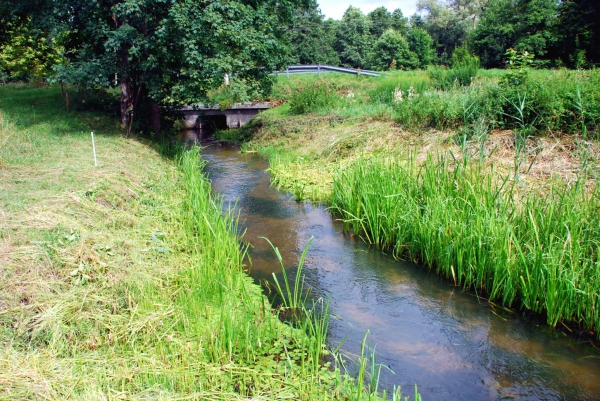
[275,65,382,77]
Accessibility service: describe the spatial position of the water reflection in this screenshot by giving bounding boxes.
[186,130,600,400]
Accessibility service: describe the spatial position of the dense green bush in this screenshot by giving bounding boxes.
[495,70,600,136]
[427,48,480,89]
[289,82,340,114]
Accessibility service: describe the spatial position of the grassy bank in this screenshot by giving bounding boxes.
[0,85,410,400]
[233,70,600,340]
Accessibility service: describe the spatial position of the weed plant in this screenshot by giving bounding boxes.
[289,81,341,114]
[427,54,480,89]
[331,153,600,339]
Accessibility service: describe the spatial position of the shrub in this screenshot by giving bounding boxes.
[289,82,339,114]
[428,47,480,88]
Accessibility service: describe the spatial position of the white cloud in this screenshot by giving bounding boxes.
[317,0,419,21]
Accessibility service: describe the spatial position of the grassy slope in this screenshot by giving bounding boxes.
[235,71,600,340]
[0,85,402,400]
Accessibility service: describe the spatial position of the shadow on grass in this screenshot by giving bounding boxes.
[0,84,122,138]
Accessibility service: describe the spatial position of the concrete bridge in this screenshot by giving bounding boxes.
[181,103,270,129]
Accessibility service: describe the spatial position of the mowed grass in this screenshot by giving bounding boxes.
[0,85,407,400]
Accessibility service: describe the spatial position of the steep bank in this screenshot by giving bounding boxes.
[0,85,401,400]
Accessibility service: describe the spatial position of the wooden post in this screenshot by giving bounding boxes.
[91,132,97,167]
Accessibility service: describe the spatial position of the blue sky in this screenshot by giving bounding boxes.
[317,0,419,20]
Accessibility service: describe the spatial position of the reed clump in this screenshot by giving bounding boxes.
[330,153,600,338]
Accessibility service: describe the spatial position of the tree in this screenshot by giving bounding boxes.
[391,9,409,35]
[6,0,309,135]
[409,14,426,29]
[471,0,559,68]
[417,0,487,61]
[285,7,339,66]
[0,20,63,81]
[367,6,392,38]
[555,0,599,67]
[334,7,373,68]
[367,29,418,71]
[447,0,487,29]
[407,28,435,68]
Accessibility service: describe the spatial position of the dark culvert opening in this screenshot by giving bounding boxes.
[201,115,228,130]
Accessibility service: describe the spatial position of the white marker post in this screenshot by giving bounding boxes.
[91,132,97,167]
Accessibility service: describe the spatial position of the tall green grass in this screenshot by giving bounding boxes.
[271,69,600,137]
[289,82,341,114]
[331,153,600,338]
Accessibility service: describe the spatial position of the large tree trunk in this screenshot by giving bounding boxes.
[120,74,133,135]
[150,101,161,137]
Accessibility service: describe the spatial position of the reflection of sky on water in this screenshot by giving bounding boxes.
[190,131,600,401]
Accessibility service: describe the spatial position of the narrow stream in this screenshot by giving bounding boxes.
[186,131,600,401]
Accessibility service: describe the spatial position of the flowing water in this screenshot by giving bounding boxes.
[185,130,600,400]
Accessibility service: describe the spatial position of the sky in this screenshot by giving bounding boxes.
[317,0,419,20]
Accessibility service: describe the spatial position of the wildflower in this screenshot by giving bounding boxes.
[407,85,417,99]
[392,86,403,102]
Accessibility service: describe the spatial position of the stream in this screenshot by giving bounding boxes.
[185,130,600,401]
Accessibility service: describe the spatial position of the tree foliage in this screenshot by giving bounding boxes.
[555,0,600,67]
[368,29,418,71]
[407,28,435,68]
[367,7,392,38]
[471,0,559,68]
[391,9,409,35]
[0,20,63,81]
[286,7,339,66]
[417,0,470,60]
[334,6,373,68]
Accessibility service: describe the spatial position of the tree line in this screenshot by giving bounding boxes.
[0,0,311,134]
[0,0,597,135]
[287,0,598,70]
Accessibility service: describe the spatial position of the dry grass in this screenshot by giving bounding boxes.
[247,109,599,202]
